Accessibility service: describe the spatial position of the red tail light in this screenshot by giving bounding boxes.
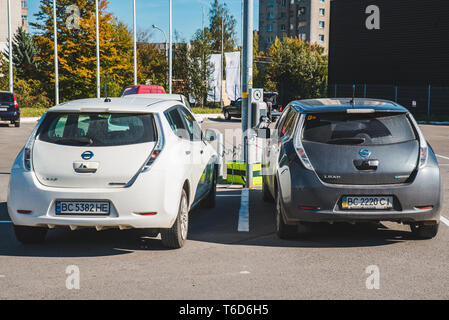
[299,206,318,211]
[416,206,433,210]
[13,94,18,109]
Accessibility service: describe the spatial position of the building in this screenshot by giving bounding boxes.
[328,0,449,116]
[258,0,330,53]
[0,0,29,53]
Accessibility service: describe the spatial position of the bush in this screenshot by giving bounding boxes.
[14,79,52,109]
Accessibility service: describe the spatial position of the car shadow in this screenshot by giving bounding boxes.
[208,118,241,123]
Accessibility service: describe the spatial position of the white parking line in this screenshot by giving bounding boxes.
[238,189,249,232]
[436,154,449,161]
[441,216,449,227]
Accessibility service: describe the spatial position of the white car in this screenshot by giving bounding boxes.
[122,93,192,110]
[7,97,218,248]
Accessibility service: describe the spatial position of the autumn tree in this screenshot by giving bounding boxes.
[265,37,328,105]
[208,0,237,52]
[32,0,134,102]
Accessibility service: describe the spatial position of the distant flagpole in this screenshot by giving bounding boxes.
[7,0,13,93]
[169,0,172,93]
[95,0,100,98]
[53,0,59,104]
[133,0,137,85]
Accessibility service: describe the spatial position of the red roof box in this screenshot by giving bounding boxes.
[122,85,166,96]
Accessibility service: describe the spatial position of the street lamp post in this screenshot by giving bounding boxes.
[169,0,173,94]
[7,0,13,93]
[53,0,59,104]
[133,0,137,85]
[152,24,168,88]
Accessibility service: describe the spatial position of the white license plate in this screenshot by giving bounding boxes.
[0,107,8,111]
[55,200,110,215]
[341,196,393,210]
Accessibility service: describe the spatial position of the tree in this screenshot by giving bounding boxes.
[187,29,213,106]
[0,56,10,91]
[173,32,189,97]
[207,0,237,52]
[31,0,134,102]
[2,27,41,81]
[137,42,167,88]
[265,37,328,105]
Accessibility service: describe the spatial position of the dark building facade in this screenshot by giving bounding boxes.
[328,0,449,115]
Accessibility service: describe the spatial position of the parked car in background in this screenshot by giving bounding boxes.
[0,91,20,127]
[8,97,218,248]
[223,92,281,121]
[263,98,441,240]
[121,85,166,96]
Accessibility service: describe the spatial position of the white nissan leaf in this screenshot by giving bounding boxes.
[7,97,218,248]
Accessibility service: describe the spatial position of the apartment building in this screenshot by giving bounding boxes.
[259,0,330,53]
[0,0,29,53]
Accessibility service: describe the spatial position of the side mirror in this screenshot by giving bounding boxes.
[204,129,217,142]
[256,128,270,139]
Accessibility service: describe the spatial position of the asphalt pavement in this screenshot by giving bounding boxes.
[0,119,448,299]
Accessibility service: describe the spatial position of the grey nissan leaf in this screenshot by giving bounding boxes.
[262,98,441,239]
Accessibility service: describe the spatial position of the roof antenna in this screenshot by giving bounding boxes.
[104,82,111,103]
[349,84,356,108]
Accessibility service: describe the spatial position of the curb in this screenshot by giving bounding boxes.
[20,117,41,123]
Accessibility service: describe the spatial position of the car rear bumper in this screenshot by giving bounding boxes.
[0,111,19,121]
[281,161,442,225]
[7,166,182,230]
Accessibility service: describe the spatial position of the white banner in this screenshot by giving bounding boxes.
[207,54,222,102]
[225,52,241,101]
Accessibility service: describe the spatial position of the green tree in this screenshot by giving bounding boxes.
[173,32,189,97]
[265,37,328,105]
[207,0,237,52]
[0,56,9,91]
[32,0,134,102]
[187,29,213,106]
[2,27,42,81]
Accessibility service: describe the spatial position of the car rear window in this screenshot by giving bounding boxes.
[38,113,156,146]
[0,93,13,102]
[302,113,416,146]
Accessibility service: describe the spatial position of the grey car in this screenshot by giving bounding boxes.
[262,98,441,239]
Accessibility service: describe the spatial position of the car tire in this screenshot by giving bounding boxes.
[161,189,189,249]
[14,120,20,128]
[224,111,231,120]
[410,222,439,239]
[14,225,47,244]
[203,167,217,209]
[262,175,274,203]
[275,189,297,239]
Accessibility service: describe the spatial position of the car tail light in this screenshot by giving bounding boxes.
[416,206,433,210]
[293,115,314,171]
[23,114,47,172]
[13,94,18,109]
[299,206,318,210]
[408,114,428,169]
[135,212,158,216]
[17,210,32,214]
[142,115,164,172]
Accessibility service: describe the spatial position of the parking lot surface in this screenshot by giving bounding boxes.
[0,120,448,299]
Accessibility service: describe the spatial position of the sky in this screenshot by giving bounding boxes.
[28,0,260,45]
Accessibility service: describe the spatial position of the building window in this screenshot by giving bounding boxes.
[298,7,306,15]
[319,8,325,16]
[319,34,325,42]
[267,24,273,32]
[299,33,306,40]
[290,23,294,30]
[281,12,286,18]
[320,0,325,3]
[267,12,274,19]
[281,0,286,6]
[22,15,28,24]
[319,21,325,28]
[21,0,27,8]
[297,21,307,29]
[281,24,286,32]
[267,1,274,7]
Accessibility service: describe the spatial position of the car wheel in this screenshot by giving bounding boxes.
[275,189,297,239]
[410,222,439,239]
[14,225,47,244]
[14,120,20,128]
[203,168,217,209]
[161,189,189,249]
[262,175,274,203]
[224,111,231,120]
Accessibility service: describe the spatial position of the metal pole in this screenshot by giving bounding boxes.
[133,0,137,85]
[169,0,173,93]
[242,0,253,188]
[220,2,224,108]
[95,0,100,98]
[53,0,59,104]
[7,0,13,93]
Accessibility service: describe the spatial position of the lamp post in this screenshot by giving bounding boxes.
[169,0,173,93]
[7,0,13,93]
[152,24,168,88]
[133,0,137,85]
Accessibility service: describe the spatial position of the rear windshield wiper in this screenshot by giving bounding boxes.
[326,138,366,145]
[54,137,93,146]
